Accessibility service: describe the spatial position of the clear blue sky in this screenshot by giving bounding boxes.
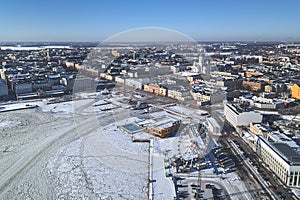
[0,0,299,42]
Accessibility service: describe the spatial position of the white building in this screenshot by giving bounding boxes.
[224,102,262,128]
[206,117,221,134]
[168,86,191,101]
[0,78,8,97]
[234,96,284,110]
[115,76,125,84]
[124,78,150,89]
[256,135,300,188]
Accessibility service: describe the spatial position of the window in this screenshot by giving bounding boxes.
[294,172,298,186]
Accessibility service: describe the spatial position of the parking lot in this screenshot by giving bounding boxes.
[175,177,228,200]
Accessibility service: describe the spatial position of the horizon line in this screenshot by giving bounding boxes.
[0,40,300,44]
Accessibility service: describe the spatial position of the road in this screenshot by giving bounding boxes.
[228,131,297,200]
[228,138,277,200]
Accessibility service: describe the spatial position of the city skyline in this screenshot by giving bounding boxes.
[1,8,300,198]
[1,0,300,42]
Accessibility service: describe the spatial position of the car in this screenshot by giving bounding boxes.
[177,184,188,188]
[176,176,185,180]
[219,158,231,164]
[217,155,227,160]
[269,185,275,191]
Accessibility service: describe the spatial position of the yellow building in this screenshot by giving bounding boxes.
[190,90,201,101]
[292,83,300,99]
[264,85,272,93]
[159,87,167,97]
[245,71,263,78]
[111,50,120,57]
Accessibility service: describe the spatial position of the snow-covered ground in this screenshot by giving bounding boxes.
[103,124,148,154]
[0,114,31,130]
[281,115,296,120]
[81,125,148,174]
[0,93,253,199]
[45,139,148,199]
[40,101,74,114]
[151,152,176,199]
[164,105,207,119]
[154,135,194,159]
[0,98,149,199]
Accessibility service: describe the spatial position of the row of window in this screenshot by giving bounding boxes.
[261,147,288,183]
[260,144,300,187]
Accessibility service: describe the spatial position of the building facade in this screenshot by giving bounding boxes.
[0,78,8,97]
[256,135,300,188]
[13,81,33,95]
[146,120,181,138]
[292,83,300,99]
[206,117,221,134]
[125,78,150,90]
[242,80,265,91]
[224,102,263,128]
[72,77,93,92]
[249,123,270,138]
[167,87,191,101]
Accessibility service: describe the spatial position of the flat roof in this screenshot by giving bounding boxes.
[258,135,300,165]
[226,102,255,114]
[272,143,300,164]
[144,115,179,130]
